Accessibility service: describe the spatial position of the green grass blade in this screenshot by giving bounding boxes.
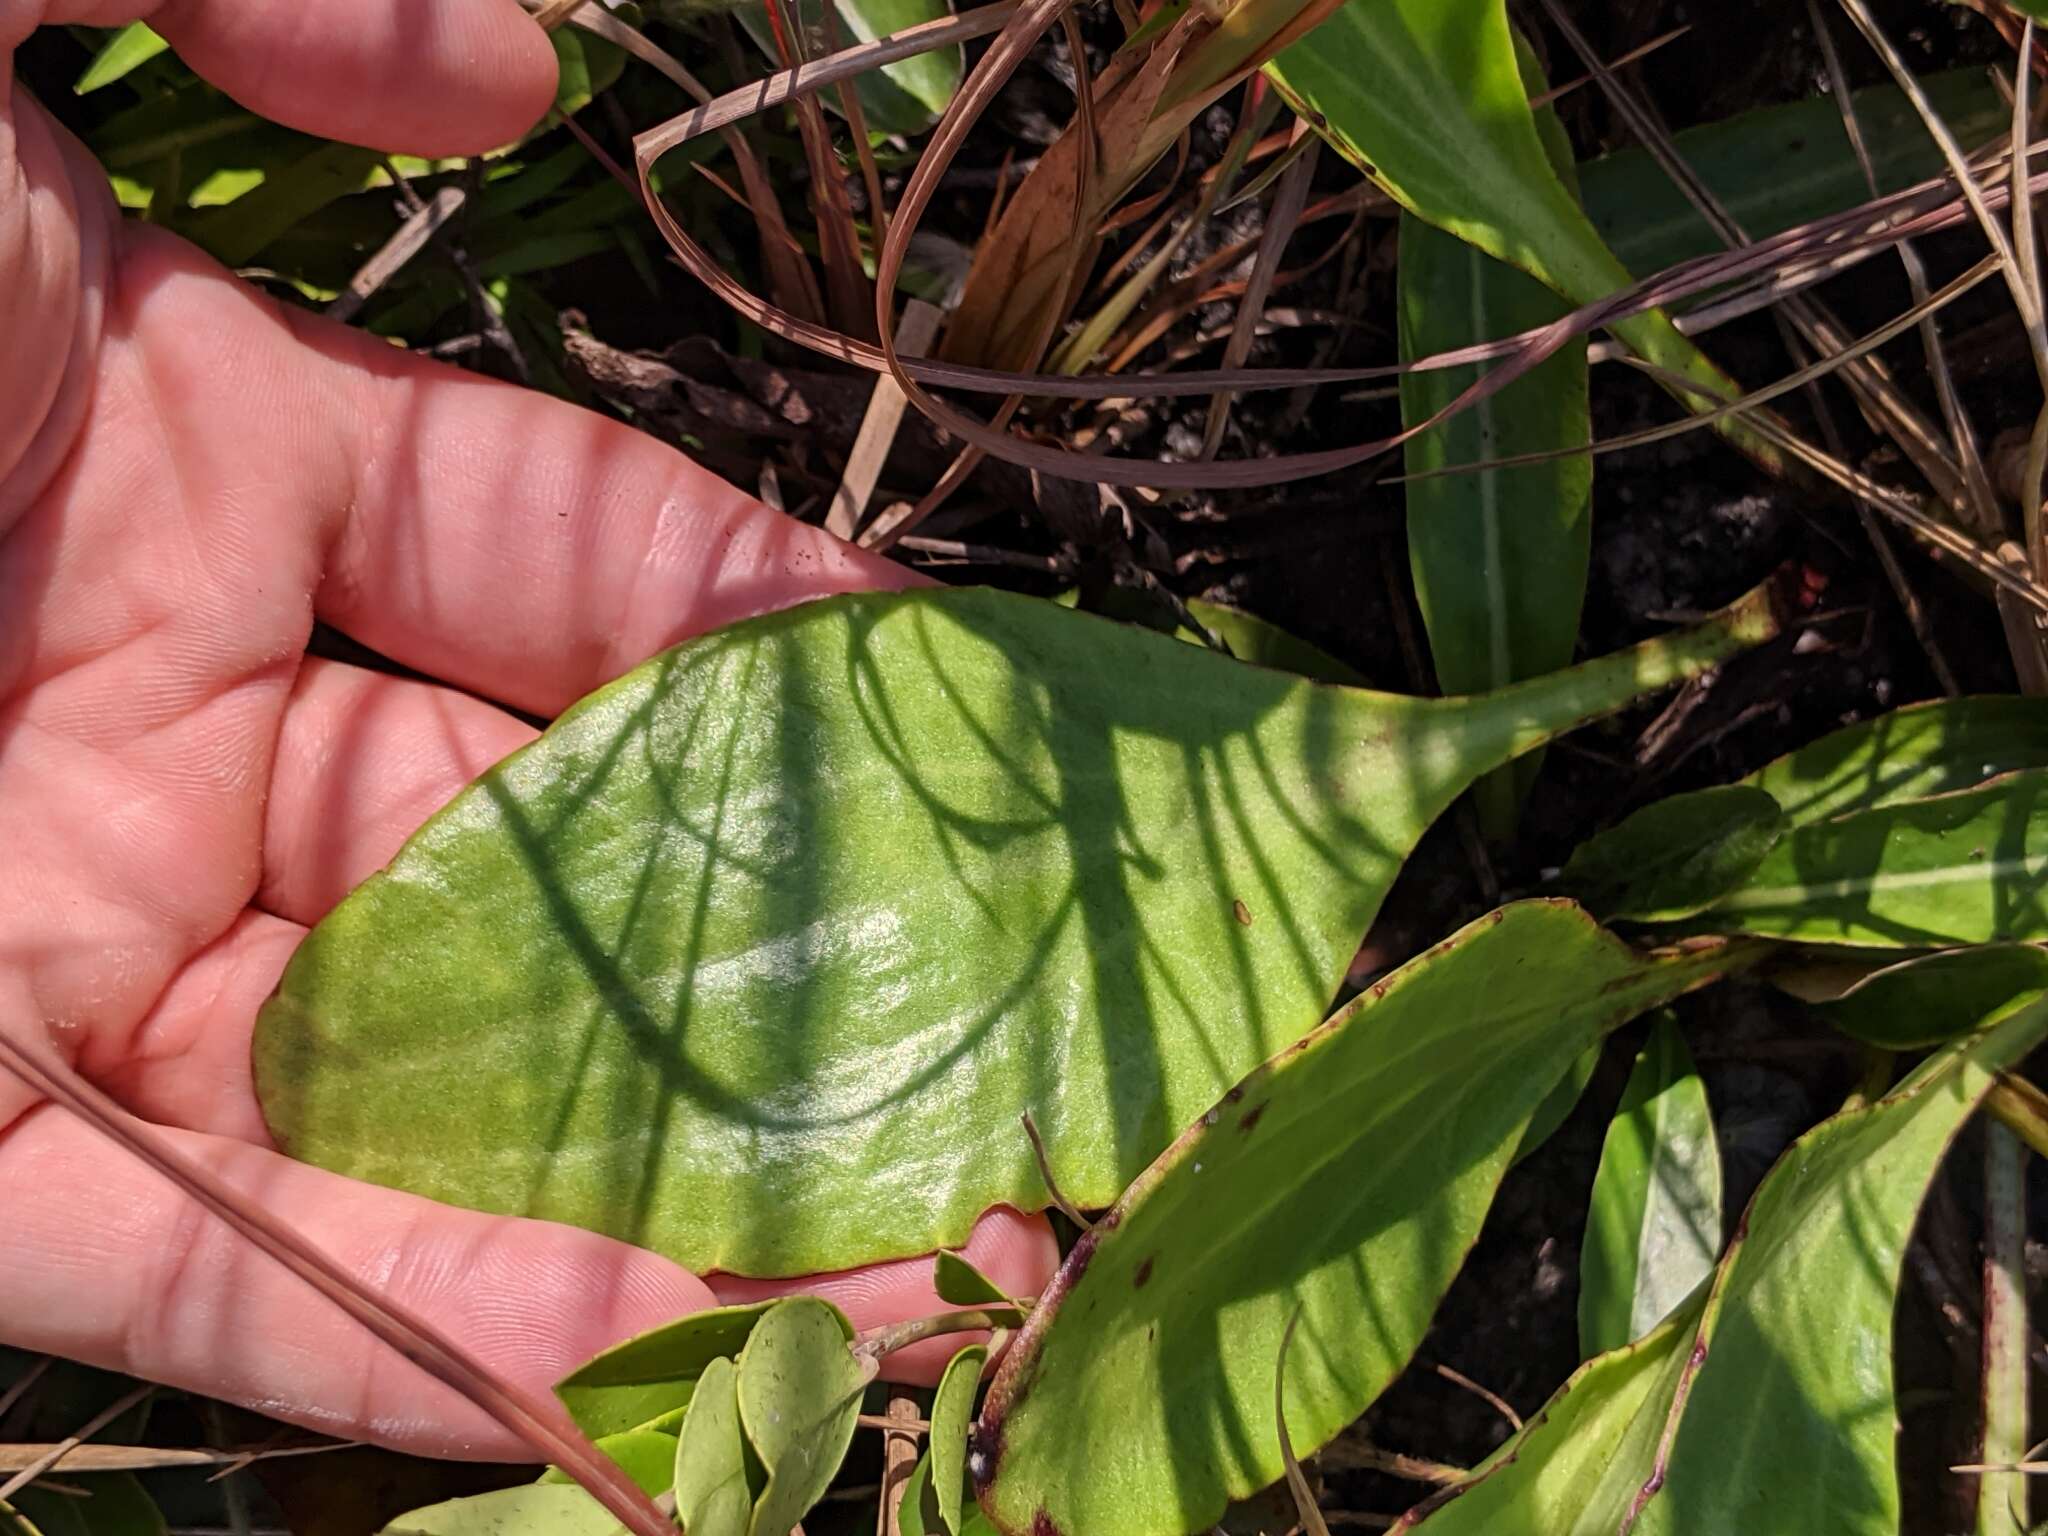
[1267,0,1774,467]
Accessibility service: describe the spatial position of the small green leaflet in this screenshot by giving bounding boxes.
[555,1300,776,1437]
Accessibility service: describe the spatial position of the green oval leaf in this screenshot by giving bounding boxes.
[1266,0,1768,466]
[1815,944,2048,1050]
[256,587,1775,1277]
[1695,771,2048,946]
[929,1344,986,1536]
[555,1300,776,1437]
[1409,994,2048,1535]
[736,1297,864,1536]
[1577,1014,1720,1357]
[1741,697,2048,827]
[673,1357,756,1536]
[1560,785,1786,923]
[974,902,1754,1536]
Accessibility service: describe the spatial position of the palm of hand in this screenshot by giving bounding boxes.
[0,0,1050,1457]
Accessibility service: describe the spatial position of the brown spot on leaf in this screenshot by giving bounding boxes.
[1032,1510,1062,1536]
[1134,1256,1155,1288]
[1238,1102,1266,1133]
[1233,898,1253,926]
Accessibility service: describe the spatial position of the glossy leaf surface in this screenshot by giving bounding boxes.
[555,1301,775,1437]
[1697,771,2048,946]
[1815,945,2048,1050]
[1577,1015,1720,1356]
[1266,0,1762,462]
[974,902,1752,1536]
[1560,785,1785,922]
[258,586,1775,1276]
[1741,697,2048,826]
[1407,995,2048,1535]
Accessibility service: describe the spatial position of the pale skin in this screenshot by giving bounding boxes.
[0,0,1056,1459]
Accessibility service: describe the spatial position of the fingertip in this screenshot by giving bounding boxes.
[152,0,559,157]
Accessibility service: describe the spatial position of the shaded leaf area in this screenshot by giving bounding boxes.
[257,586,1771,1276]
[1560,785,1785,922]
[1813,945,2048,1050]
[1579,67,2009,275]
[1405,995,2048,1535]
[975,902,1753,1536]
[733,0,962,135]
[1740,697,2048,827]
[1266,0,1761,462]
[1695,770,2048,946]
[1577,1014,1720,1356]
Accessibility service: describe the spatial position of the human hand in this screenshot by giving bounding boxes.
[0,0,1054,1459]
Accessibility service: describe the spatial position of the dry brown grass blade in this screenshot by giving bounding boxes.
[1276,1307,1333,1536]
[755,0,874,338]
[1200,125,1317,458]
[1540,0,1976,520]
[0,1032,673,1536]
[538,0,826,323]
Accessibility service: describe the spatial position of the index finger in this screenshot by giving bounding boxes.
[125,0,555,154]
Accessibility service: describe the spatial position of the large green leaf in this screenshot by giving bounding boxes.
[257,586,1778,1277]
[972,902,1754,1536]
[1697,770,2048,946]
[1579,69,2009,276]
[1741,696,2048,826]
[1267,0,1767,464]
[1398,158,1591,838]
[1406,994,2048,1535]
[1577,1014,1720,1356]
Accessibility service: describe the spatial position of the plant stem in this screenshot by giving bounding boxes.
[1442,569,1787,775]
[1979,1124,2029,1536]
[854,1306,1026,1365]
